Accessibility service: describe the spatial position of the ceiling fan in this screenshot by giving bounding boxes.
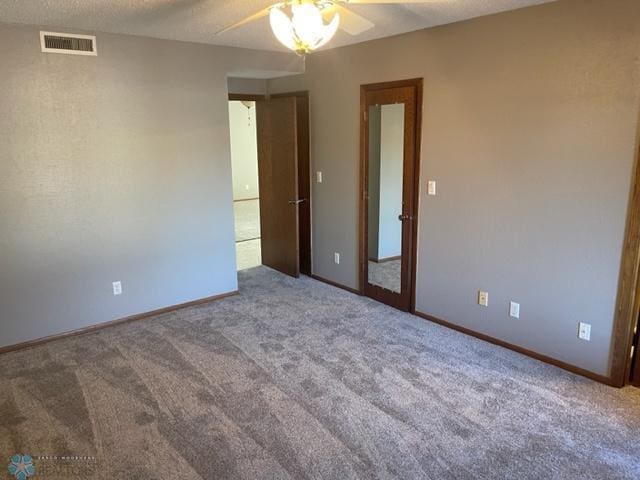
[217,0,434,55]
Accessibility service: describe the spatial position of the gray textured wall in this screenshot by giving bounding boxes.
[227,77,267,96]
[0,24,301,348]
[269,0,640,376]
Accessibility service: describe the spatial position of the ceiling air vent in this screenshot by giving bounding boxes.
[40,31,97,56]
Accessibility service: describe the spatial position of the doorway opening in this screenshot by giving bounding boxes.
[228,92,311,277]
[359,79,423,312]
[229,98,262,271]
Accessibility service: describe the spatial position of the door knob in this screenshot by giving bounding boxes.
[398,214,412,221]
[288,198,307,205]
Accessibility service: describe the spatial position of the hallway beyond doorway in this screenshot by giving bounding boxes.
[228,98,261,272]
[235,198,261,270]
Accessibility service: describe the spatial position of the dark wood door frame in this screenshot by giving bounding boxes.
[228,93,266,101]
[613,141,640,387]
[359,78,423,312]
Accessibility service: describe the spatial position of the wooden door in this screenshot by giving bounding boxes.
[360,79,422,311]
[256,97,300,277]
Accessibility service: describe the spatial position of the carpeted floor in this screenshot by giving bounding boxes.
[236,238,262,271]
[235,199,262,271]
[234,199,261,242]
[1,267,639,479]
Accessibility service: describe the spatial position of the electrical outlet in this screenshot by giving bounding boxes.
[334,252,340,264]
[578,322,591,341]
[244,184,250,191]
[316,171,323,183]
[427,180,436,196]
[112,281,122,296]
[509,301,520,318]
[478,291,488,307]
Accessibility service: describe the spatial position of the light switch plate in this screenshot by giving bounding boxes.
[316,171,323,183]
[509,301,520,318]
[428,180,436,196]
[334,252,340,264]
[112,281,122,296]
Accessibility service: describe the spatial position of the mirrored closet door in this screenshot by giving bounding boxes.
[360,79,422,311]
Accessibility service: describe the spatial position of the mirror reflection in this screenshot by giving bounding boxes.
[367,103,405,293]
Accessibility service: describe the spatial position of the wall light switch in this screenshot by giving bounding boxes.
[316,171,323,183]
[427,180,436,196]
[334,252,340,264]
[112,281,122,296]
[578,322,591,341]
[478,291,488,307]
[509,301,520,318]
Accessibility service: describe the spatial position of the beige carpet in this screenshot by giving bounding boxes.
[234,199,260,242]
[236,238,261,271]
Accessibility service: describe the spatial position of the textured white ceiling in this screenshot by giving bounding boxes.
[0,1,557,52]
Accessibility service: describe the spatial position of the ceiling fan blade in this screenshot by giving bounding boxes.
[216,6,273,35]
[323,3,375,36]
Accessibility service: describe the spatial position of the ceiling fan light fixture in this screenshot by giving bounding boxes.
[270,6,298,51]
[269,1,340,55]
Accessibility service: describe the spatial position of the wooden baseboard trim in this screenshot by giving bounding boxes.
[310,274,361,295]
[413,310,617,387]
[0,291,238,356]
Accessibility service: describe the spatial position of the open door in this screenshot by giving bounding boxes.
[256,97,300,277]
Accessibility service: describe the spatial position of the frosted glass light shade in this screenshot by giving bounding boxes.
[269,2,340,55]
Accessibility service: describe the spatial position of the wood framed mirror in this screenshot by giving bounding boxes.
[359,79,423,311]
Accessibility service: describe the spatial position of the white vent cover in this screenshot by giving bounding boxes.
[40,31,97,56]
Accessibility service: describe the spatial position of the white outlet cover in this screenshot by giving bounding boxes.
[334,252,340,264]
[112,281,122,296]
[478,291,488,307]
[509,301,520,318]
[316,171,323,183]
[578,322,591,341]
[427,180,436,196]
